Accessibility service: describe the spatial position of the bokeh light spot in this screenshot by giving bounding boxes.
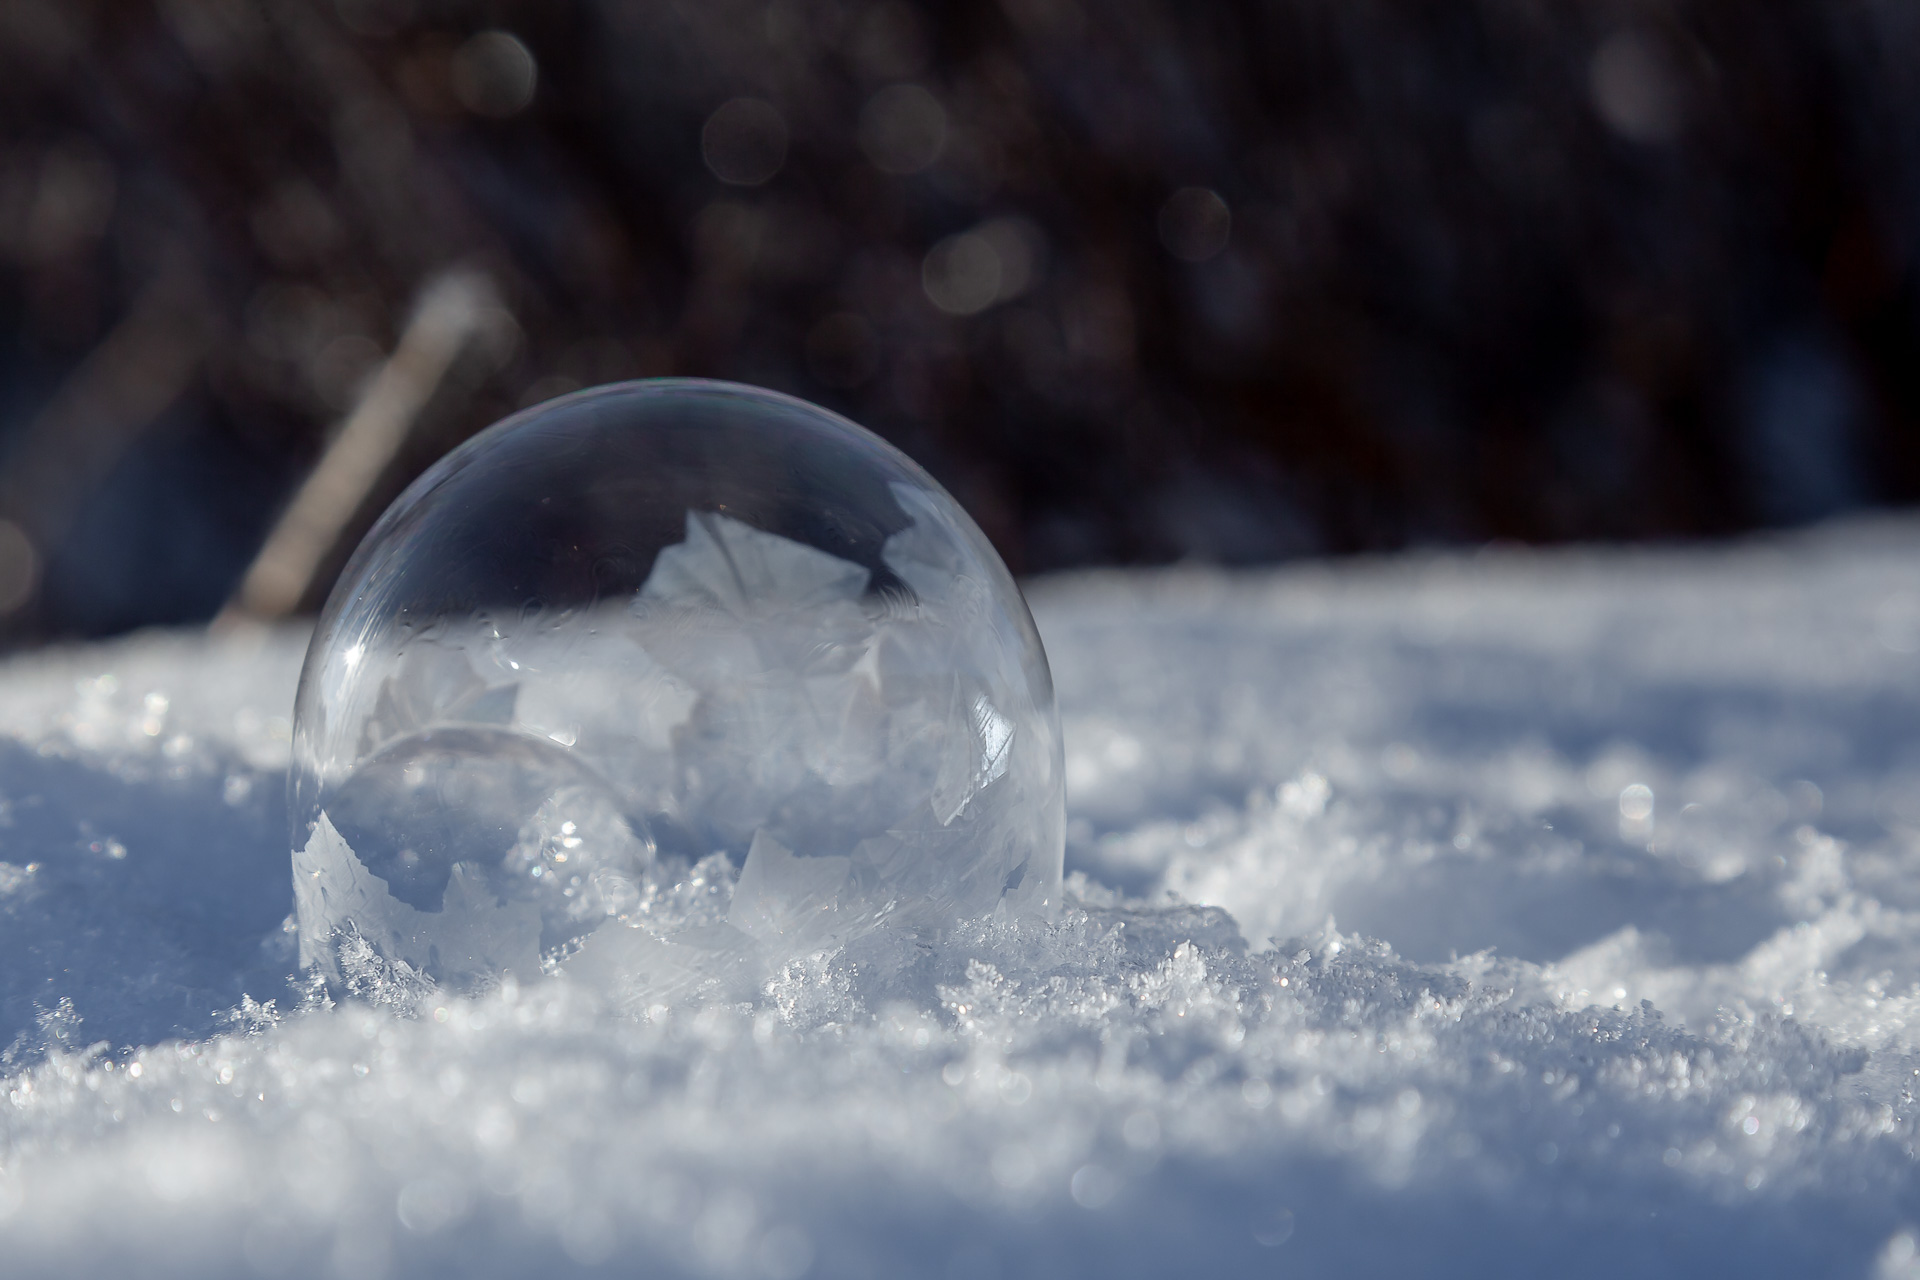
[702,98,790,187]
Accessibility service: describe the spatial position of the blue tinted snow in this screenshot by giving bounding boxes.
[6,521,1920,1275]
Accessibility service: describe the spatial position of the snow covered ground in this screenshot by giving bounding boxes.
[7,519,1920,1277]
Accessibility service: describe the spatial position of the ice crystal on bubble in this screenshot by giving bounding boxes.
[290,379,1064,1001]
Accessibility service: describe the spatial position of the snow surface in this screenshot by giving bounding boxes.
[8,520,1920,1276]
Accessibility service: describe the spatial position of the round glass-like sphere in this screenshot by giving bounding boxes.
[290,379,1063,999]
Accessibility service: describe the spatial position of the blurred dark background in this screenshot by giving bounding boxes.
[1,0,1917,643]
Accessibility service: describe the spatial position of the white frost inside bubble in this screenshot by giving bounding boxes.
[297,494,1037,999]
[295,811,543,981]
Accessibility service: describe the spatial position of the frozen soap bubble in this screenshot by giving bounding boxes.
[290,379,1063,1001]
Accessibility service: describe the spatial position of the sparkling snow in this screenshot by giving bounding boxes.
[7,520,1920,1276]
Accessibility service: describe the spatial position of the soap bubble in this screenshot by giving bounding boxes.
[290,379,1063,1001]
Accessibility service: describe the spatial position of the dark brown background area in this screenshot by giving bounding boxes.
[1,0,1917,642]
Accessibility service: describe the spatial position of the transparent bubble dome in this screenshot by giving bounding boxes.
[290,379,1063,1001]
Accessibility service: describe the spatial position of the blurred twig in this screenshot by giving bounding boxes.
[215,270,504,629]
